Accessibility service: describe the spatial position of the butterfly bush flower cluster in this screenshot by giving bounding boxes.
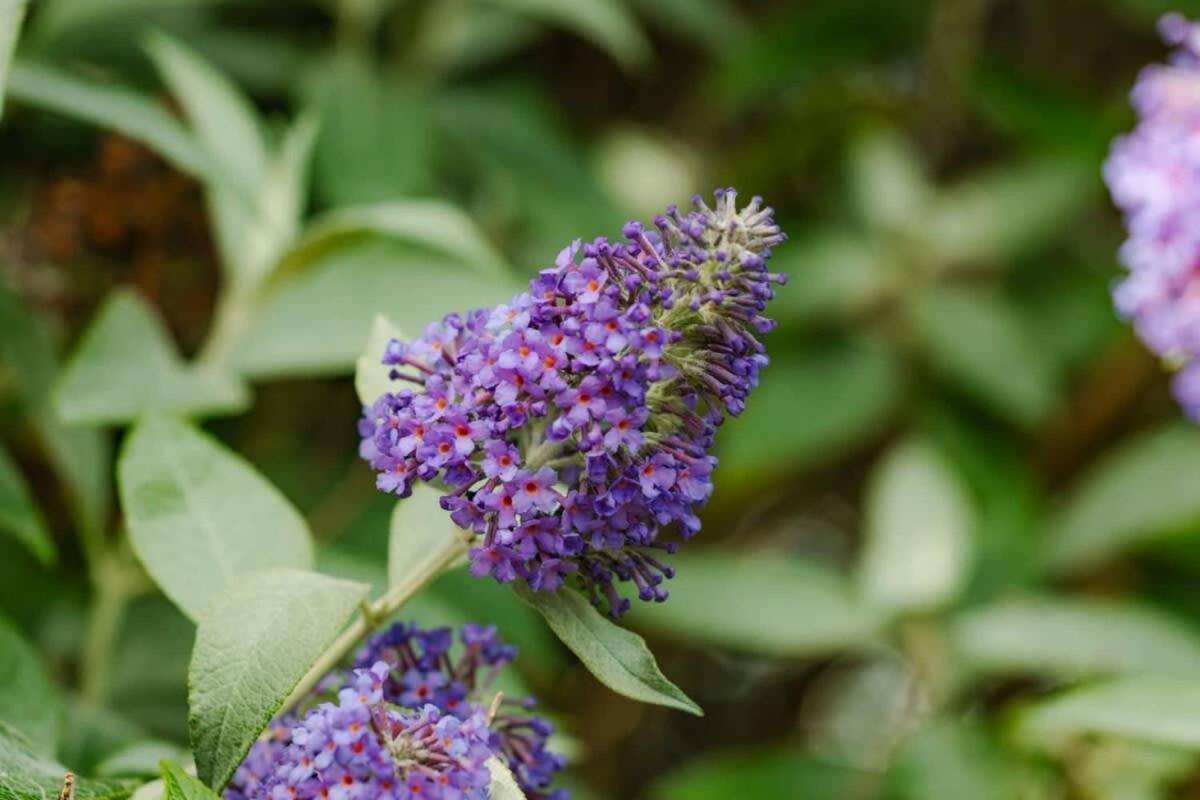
[227,622,566,800]
[226,662,492,800]
[358,189,786,614]
[1106,14,1200,419]
[354,622,566,800]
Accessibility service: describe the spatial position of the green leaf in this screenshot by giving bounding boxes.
[770,228,893,325]
[273,201,510,282]
[144,32,274,284]
[144,32,265,192]
[650,749,864,800]
[355,314,407,407]
[0,615,62,756]
[631,552,878,657]
[0,444,55,566]
[388,484,470,590]
[486,757,527,799]
[119,414,314,620]
[889,720,1040,800]
[230,111,319,287]
[108,597,194,741]
[6,60,214,179]
[1044,424,1200,572]
[0,721,134,800]
[483,0,650,69]
[189,569,368,790]
[849,128,930,233]
[95,742,190,778]
[160,761,218,800]
[309,55,433,206]
[858,438,974,613]
[913,287,1056,427]
[1018,676,1200,751]
[928,157,1094,266]
[0,0,27,119]
[717,338,901,484]
[55,290,248,425]
[952,596,1200,678]
[233,241,519,378]
[515,586,702,716]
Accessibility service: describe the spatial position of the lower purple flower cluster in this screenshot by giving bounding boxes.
[359,189,785,614]
[1107,14,1200,418]
[226,622,566,800]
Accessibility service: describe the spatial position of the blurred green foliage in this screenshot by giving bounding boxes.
[3,0,1200,798]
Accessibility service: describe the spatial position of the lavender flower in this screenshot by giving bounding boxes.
[226,662,492,800]
[1106,14,1200,418]
[359,189,786,614]
[355,622,567,800]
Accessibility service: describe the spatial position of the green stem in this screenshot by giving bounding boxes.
[280,537,470,714]
[79,562,129,706]
[196,284,259,369]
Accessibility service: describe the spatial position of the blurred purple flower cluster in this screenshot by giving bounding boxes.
[227,621,566,800]
[358,189,785,614]
[1106,14,1200,418]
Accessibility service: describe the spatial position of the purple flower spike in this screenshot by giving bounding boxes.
[1107,16,1200,418]
[359,189,786,614]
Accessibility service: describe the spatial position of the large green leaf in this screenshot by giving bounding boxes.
[54,291,248,425]
[119,414,313,620]
[716,338,901,484]
[0,615,62,756]
[145,32,265,193]
[0,721,134,800]
[388,484,470,589]
[145,32,284,285]
[272,201,510,282]
[913,287,1056,427]
[0,444,55,566]
[189,569,368,790]
[234,241,519,378]
[858,438,974,614]
[1044,424,1200,572]
[484,0,650,69]
[952,596,1200,677]
[160,761,218,800]
[6,60,213,179]
[515,586,701,716]
[309,55,433,206]
[0,0,27,119]
[1018,676,1200,751]
[632,552,878,657]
